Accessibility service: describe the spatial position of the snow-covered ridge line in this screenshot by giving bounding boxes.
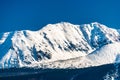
[0,22,120,69]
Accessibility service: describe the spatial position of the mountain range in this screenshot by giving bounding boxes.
[0,22,120,69]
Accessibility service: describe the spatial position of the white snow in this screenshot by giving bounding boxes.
[0,22,120,69]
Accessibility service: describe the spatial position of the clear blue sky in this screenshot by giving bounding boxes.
[0,0,120,32]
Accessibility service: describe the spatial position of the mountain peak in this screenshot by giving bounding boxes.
[42,22,106,32]
[91,22,101,25]
[0,22,120,69]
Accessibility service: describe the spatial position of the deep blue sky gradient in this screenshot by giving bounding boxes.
[0,0,120,32]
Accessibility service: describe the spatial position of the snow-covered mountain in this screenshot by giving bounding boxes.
[0,22,120,69]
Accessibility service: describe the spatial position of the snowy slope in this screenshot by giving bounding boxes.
[0,22,120,69]
[30,42,120,69]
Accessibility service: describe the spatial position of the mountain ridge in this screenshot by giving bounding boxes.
[0,22,120,69]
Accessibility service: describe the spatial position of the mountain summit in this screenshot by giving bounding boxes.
[0,22,120,69]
